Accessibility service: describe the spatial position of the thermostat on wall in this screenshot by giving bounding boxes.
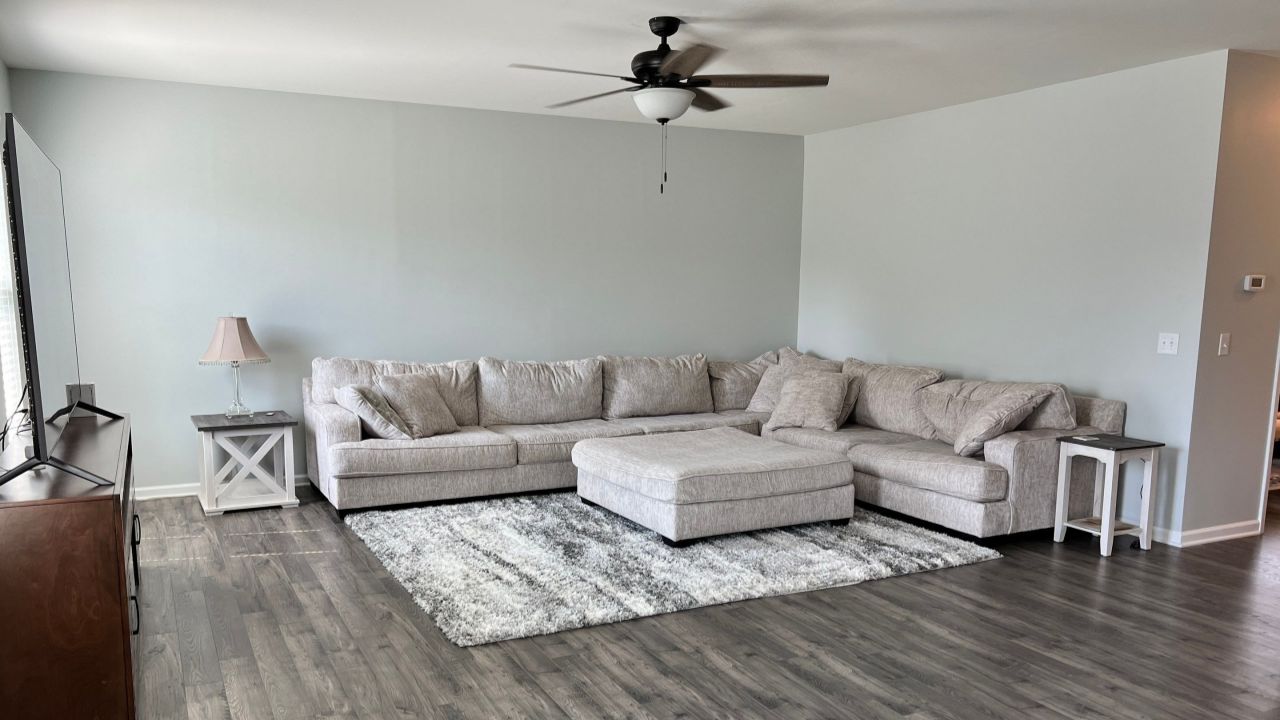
[1244,275,1266,292]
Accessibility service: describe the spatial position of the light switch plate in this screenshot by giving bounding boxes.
[1157,333,1179,355]
[1219,333,1231,356]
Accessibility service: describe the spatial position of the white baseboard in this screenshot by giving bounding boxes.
[134,482,199,500]
[134,475,312,501]
[1152,519,1262,547]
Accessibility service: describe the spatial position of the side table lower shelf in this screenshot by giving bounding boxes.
[1063,516,1140,538]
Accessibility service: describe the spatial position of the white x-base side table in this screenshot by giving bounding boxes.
[192,411,298,515]
[1054,433,1164,557]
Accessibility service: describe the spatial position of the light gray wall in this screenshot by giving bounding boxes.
[0,59,10,113]
[797,52,1229,531]
[1182,51,1280,535]
[9,70,804,492]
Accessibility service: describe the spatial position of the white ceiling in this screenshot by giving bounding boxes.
[1,1,1279,135]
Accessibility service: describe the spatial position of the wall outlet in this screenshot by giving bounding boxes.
[1157,333,1179,355]
[67,383,96,417]
[1218,332,1231,356]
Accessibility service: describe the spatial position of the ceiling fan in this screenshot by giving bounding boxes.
[512,16,830,125]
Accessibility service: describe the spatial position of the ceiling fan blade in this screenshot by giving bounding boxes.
[510,64,637,82]
[660,43,723,78]
[546,86,633,109]
[690,74,830,88]
[691,88,731,112]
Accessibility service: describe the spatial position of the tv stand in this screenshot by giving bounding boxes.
[46,401,123,424]
[2,454,114,487]
[0,404,124,488]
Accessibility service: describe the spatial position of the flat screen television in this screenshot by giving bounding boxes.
[0,113,119,487]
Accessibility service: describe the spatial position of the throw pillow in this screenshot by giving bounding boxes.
[311,357,479,425]
[764,371,853,433]
[374,374,458,439]
[748,349,859,421]
[709,351,777,411]
[746,363,788,413]
[953,388,1051,456]
[335,384,412,440]
[835,374,863,427]
[920,379,1074,442]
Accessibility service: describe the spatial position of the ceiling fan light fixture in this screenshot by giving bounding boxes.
[633,87,695,123]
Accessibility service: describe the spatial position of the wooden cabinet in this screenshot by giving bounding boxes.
[0,415,137,719]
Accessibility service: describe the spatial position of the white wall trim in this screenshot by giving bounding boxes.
[135,475,311,501]
[1152,519,1262,547]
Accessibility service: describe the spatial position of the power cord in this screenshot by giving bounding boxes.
[0,382,30,453]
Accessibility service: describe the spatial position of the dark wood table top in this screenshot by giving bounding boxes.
[191,410,297,431]
[1058,433,1165,451]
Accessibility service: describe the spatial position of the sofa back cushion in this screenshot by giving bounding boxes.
[1074,395,1125,434]
[601,354,713,420]
[709,351,777,411]
[478,357,603,425]
[842,359,944,438]
[919,379,1077,442]
[312,357,479,426]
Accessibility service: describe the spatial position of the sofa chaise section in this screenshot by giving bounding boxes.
[839,394,1125,537]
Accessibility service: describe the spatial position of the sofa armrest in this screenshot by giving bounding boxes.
[983,427,1100,534]
[304,395,360,503]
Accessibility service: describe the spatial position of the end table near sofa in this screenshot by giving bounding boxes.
[1054,434,1164,557]
[192,411,298,515]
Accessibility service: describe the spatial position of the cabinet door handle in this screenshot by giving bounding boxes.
[129,595,139,635]
[130,514,142,587]
[131,540,141,588]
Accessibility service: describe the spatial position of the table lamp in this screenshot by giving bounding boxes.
[199,316,270,417]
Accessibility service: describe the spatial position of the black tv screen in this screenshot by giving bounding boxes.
[3,113,82,460]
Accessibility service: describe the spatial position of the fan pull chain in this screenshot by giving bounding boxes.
[660,121,668,195]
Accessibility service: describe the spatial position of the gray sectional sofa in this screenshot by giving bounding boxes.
[303,349,1125,538]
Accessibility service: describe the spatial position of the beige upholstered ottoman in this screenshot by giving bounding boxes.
[571,427,855,546]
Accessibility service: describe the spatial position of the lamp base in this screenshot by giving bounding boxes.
[225,363,252,417]
[225,400,252,418]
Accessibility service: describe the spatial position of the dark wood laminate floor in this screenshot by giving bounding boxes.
[136,489,1280,720]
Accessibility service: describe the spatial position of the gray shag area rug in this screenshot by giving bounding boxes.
[346,492,1000,647]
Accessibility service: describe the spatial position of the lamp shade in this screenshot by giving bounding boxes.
[198,316,270,365]
[633,87,695,122]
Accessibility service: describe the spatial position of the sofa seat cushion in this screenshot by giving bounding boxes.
[329,426,516,478]
[488,419,641,465]
[715,410,771,435]
[763,425,918,455]
[609,412,762,435]
[847,440,1008,502]
[571,427,852,504]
